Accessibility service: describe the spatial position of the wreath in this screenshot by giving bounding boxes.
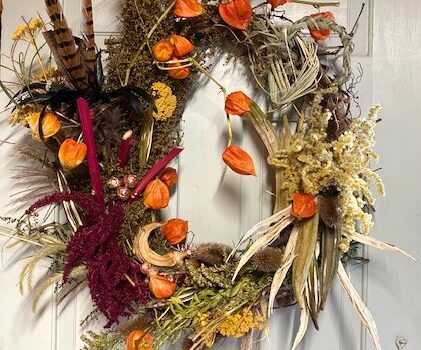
[0,1,414,350]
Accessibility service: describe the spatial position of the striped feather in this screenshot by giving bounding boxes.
[81,0,96,74]
[45,0,87,89]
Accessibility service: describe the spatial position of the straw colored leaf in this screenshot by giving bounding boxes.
[228,205,292,261]
[337,262,381,350]
[232,216,295,281]
[268,225,299,314]
[343,231,416,261]
[291,307,309,350]
[320,223,341,310]
[292,212,319,308]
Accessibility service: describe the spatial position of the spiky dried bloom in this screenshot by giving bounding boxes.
[250,247,284,273]
[318,195,340,228]
[268,88,384,234]
[192,243,232,266]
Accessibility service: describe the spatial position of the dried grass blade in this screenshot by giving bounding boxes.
[291,307,309,350]
[320,224,341,310]
[228,205,292,261]
[232,216,294,281]
[343,231,416,261]
[268,225,299,314]
[337,262,381,350]
[292,213,319,308]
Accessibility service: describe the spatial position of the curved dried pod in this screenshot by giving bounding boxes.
[133,222,190,267]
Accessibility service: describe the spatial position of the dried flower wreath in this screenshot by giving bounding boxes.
[0,0,414,350]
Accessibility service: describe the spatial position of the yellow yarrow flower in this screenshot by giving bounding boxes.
[151,82,177,121]
[12,18,44,41]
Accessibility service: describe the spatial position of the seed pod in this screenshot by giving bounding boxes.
[107,176,121,189]
[124,174,138,189]
[292,192,318,219]
[225,91,252,117]
[152,39,174,62]
[149,274,177,299]
[174,0,205,18]
[58,139,87,171]
[222,145,256,176]
[162,219,188,245]
[309,12,335,41]
[170,34,194,57]
[143,179,170,209]
[168,57,191,80]
[218,0,253,31]
[159,167,178,189]
[117,187,131,201]
[126,329,153,350]
[268,0,290,8]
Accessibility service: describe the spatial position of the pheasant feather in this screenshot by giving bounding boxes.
[81,0,96,74]
[45,0,87,89]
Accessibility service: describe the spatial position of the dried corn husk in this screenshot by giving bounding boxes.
[343,231,415,261]
[337,262,381,350]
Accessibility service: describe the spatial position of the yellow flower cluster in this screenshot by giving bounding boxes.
[151,82,177,121]
[218,309,266,338]
[269,89,384,235]
[12,18,44,41]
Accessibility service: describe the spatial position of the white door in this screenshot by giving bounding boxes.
[0,1,419,350]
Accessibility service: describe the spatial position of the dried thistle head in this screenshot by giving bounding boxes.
[318,195,340,228]
[250,247,284,273]
[192,243,232,266]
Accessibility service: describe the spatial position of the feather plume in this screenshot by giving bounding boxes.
[81,0,96,74]
[45,0,87,89]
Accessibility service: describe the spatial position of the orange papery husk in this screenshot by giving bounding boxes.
[170,34,194,57]
[143,179,170,209]
[292,192,318,219]
[126,329,154,350]
[152,39,175,62]
[168,57,191,79]
[309,11,335,41]
[58,139,88,171]
[222,145,256,176]
[268,0,290,8]
[26,111,61,140]
[149,274,177,299]
[162,219,189,245]
[159,167,178,189]
[225,91,252,116]
[218,0,253,31]
[174,0,205,18]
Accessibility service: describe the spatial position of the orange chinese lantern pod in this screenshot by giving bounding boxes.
[218,0,253,31]
[292,192,318,219]
[149,274,177,299]
[152,39,175,62]
[222,145,256,176]
[225,91,252,116]
[268,0,290,8]
[170,34,194,57]
[126,329,154,350]
[143,179,170,209]
[174,0,205,18]
[162,219,189,245]
[25,111,61,140]
[309,11,335,41]
[168,57,191,80]
[58,139,88,171]
[159,167,178,189]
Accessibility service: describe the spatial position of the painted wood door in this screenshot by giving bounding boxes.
[0,1,419,350]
